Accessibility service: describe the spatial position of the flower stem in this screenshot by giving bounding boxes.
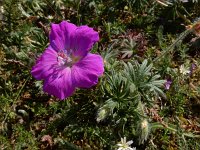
[153,28,193,63]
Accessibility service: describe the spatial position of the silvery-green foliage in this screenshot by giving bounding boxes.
[101,41,120,71]
[97,59,165,124]
[19,0,47,17]
[102,71,133,102]
[124,59,166,102]
[97,70,138,122]
[120,35,137,58]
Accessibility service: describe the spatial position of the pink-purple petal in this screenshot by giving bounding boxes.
[49,21,77,51]
[59,21,77,50]
[43,68,75,100]
[72,26,99,58]
[49,23,64,51]
[31,49,57,80]
[72,53,104,88]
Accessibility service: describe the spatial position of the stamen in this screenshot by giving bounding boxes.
[57,49,77,67]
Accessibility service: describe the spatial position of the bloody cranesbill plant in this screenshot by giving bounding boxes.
[31,21,104,100]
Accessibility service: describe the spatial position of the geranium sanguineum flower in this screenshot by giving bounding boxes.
[31,21,104,100]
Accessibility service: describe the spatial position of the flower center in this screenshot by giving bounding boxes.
[57,49,79,67]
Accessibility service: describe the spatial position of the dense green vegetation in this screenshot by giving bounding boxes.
[0,0,200,149]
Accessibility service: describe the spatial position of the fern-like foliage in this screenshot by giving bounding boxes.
[123,59,166,103]
[120,35,137,58]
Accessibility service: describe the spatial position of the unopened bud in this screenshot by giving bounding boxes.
[96,108,107,122]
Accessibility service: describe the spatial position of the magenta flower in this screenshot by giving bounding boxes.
[31,21,104,100]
